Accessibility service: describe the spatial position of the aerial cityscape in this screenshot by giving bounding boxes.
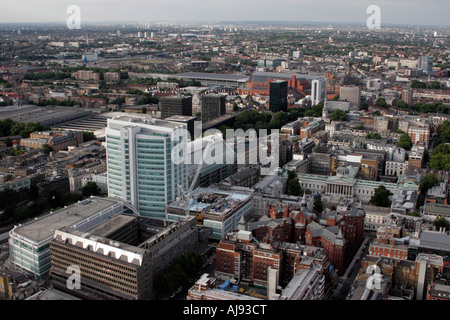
[0,1,449,307]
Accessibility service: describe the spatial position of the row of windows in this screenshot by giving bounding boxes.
[52,260,139,296]
[51,243,137,274]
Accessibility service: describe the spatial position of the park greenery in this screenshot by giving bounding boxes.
[411,80,447,90]
[365,132,382,139]
[0,118,50,138]
[36,99,79,107]
[331,109,347,122]
[430,144,450,171]
[395,101,449,114]
[218,104,323,137]
[0,186,89,227]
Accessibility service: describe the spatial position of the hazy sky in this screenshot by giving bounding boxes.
[1,0,449,26]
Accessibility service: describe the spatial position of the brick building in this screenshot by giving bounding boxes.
[71,70,100,81]
[248,195,317,245]
[20,130,83,152]
[408,125,430,147]
[215,230,330,288]
[305,222,346,275]
[369,238,409,260]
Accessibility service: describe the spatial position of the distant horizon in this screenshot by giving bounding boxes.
[0,19,449,30]
[1,0,449,28]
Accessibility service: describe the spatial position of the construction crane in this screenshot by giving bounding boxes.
[177,134,220,217]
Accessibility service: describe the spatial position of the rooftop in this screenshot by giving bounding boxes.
[419,231,450,252]
[168,187,251,217]
[107,114,185,131]
[175,72,249,82]
[423,203,450,216]
[0,105,92,126]
[11,197,124,244]
[87,214,137,238]
[251,71,323,83]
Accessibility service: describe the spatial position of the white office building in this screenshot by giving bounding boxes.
[105,115,188,219]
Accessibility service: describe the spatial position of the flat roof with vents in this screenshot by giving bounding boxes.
[11,197,124,244]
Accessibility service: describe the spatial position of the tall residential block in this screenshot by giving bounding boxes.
[311,78,327,106]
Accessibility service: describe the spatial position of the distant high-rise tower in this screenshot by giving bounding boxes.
[401,89,414,106]
[311,78,327,106]
[106,115,188,219]
[269,80,288,113]
[339,85,361,108]
[160,95,193,120]
[201,94,226,123]
[419,56,433,74]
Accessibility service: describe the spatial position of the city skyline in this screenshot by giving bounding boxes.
[1,0,450,27]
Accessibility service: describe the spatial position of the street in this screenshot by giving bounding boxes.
[333,232,376,299]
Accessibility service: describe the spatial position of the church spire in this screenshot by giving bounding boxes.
[322,96,329,122]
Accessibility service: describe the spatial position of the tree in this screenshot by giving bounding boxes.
[60,192,82,207]
[287,178,301,196]
[314,195,323,213]
[42,144,53,155]
[420,173,439,194]
[369,185,393,207]
[375,97,387,108]
[83,131,96,142]
[331,109,346,122]
[5,137,12,147]
[365,132,382,139]
[429,153,450,171]
[397,133,413,151]
[411,80,426,89]
[430,144,450,171]
[433,216,449,232]
[112,97,125,106]
[81,181,102,197]
[429,81,441,90]
[423,148,430,166]
[287,170,297,182]
[395,99,408,109]
[154,252,203,296]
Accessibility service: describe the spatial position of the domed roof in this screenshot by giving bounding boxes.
[336,166,350,176]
